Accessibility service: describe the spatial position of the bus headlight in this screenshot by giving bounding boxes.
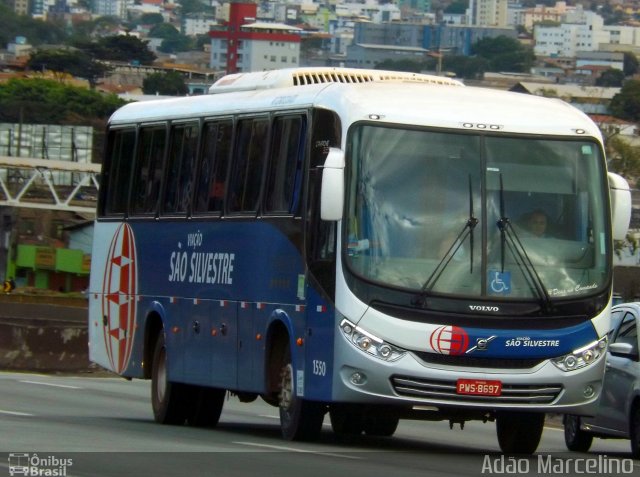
[552,336,607,372]
[340,319,405,362]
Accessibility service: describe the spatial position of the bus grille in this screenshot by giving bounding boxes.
[391,376,563,405]
[413,351,544,369]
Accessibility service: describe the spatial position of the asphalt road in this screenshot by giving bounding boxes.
[0,372,636,477]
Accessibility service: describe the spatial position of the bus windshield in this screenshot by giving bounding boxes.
[345,124,610,300]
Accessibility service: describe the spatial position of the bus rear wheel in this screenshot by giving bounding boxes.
[151,332,189,425]
[496,411,544,454]
[278,347,325,441]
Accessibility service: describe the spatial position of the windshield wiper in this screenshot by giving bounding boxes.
[413,176,478,306]
[496,174,552,311]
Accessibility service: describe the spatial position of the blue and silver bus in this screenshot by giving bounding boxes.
[88,67,631,454]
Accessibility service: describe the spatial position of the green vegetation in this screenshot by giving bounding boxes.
[27,49,112,89]
[142,71,189,96]
[0,78,126,124]
[609,80,640,122]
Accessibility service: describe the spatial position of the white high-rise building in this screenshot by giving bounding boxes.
[534,10,609,57]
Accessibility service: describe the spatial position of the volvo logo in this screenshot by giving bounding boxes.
[469,305,500,312]
[467,335,498,354]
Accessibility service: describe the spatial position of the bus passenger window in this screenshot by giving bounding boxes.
[102,128,135,216]
[265,115,305,214]
[132,126,166,215]
[194,120,232,214]
[162,122,198,216]
[228,118,269,213]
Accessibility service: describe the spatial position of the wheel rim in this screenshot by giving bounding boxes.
[279,363,293,410]
[156,346,167,403]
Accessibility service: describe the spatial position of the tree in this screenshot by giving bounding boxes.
[609,79,640,121]
[27,49,112,89]
[160,36,195,53]
[471,36,535,73]
[79,35,157,65]
[595,68,625,87]
[0,3,67,46]
[149,23,181,39]
[375,58,424,73]
[444,0,467,14]
[607,135,640,181]
[443,56,488,79]
[138,13,165,26]
[623,52,639,77]
[142,71,189,96]
[0,78,125,124]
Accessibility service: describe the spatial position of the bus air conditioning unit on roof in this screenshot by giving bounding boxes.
[208,67,464,94]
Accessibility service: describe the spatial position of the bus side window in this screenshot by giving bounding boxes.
[132,125,167,215]
[162,122,198,216]
[102,128,136,216]
[264,115,305,215]
[228,117,269,213]
[194,120,233,215]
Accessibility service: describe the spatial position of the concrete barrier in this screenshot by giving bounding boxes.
[0,294,91,372]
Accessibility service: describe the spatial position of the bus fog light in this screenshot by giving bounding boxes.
[350,372,367,385]
[552,336,607,372]
[583,385,595,398]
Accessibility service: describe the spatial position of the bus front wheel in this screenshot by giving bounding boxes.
[278,347,325,441]
[563,414,593,452]
[151,332,189,425]
[186,386,226,428]
[496,411,544,454]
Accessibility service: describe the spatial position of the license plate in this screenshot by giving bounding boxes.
[456,379,502,396]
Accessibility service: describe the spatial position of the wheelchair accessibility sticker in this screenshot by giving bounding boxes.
[489,270,511,295]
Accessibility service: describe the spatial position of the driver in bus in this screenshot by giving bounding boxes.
[521,209,550,238]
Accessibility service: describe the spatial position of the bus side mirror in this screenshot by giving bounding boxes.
[608,172,631,241]
[320,148,345,221]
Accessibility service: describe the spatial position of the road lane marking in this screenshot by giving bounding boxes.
[0,409,34,416]
[20,380,82,389]
[234,441,363,460]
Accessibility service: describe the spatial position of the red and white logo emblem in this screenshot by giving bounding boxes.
[429,325,469,355]
[101,223,138,373]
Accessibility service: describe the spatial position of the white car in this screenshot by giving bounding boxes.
[564,302,640,457]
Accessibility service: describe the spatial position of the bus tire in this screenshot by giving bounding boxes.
[563,414,593,452]
[186,386,226,428]
[278,347,325,441]
[151,332,188,425]
[496,411,544,454]
[363,411,399,437]
[329,405,364,436]
[630,404,640,459]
